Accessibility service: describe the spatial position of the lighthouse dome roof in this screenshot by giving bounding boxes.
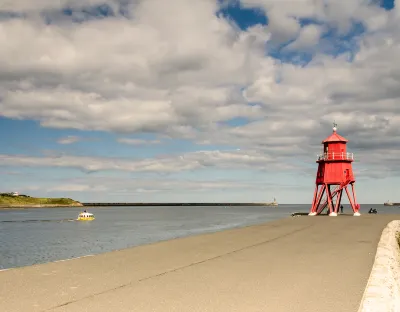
[322,130,348,143]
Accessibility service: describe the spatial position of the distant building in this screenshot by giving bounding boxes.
[11,192,19,196]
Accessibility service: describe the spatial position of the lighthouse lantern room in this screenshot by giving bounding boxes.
[309,123,361,216]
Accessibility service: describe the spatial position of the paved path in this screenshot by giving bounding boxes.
[1,214,398,312]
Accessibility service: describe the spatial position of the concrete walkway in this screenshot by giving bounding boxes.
[1,214,398,312]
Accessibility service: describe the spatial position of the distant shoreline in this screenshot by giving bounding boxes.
[0,194,83,208]
[82,202,279,207]
[0,204,83,209]
[0,202,279,209]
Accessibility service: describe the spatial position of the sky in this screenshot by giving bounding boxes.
[0,0,399,204]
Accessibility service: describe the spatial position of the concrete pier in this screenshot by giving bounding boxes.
[1,214,398,312]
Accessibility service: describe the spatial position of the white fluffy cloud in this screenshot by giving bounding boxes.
[284,24,322,51]
[0,0,119,11]
[117,138,161,145]
[57,135,81,144]
[0,0,266,136]
[1,0,400,183]
[0,149,291,173]
[46,178,275,193]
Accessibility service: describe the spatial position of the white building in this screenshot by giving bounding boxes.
[11,192,19,196]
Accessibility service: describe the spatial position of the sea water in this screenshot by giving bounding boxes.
[0,204,394,270]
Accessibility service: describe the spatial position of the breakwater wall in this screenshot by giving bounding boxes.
[358,220,400,312]
[82,202,278,207]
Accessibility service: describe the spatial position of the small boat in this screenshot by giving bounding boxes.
[77,211,95,221]
[384,200,394,206]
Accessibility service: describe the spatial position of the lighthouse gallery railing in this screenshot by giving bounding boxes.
[317,152,354,161]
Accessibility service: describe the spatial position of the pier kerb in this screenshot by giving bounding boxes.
[358,220,400,312]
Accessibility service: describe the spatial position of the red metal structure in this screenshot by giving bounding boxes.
[309,123,361,216]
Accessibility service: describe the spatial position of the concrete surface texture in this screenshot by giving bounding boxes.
[358,220,400,312]
[1,214,398,312]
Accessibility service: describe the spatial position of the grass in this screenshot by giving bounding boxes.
[0,194,81,206]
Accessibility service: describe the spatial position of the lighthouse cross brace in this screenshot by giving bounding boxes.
[310,182,358,215]
[309,125,361,216]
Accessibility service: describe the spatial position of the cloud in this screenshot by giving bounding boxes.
[0,0,400,185]
[0,170,23,175]
[266,10,301,43]
[117,138,161,145]
[49,183,107,192]
[0,0,120,12]
[57,135,81,144]
[0,149,292,173]
[1,142,397,180]
[0,1,266,135]
[32,173,303,202]
[240,0,386,32]
[284,24,322,51]
[46,178,270,193]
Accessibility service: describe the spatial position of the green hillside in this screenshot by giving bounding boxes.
[0,194,82,207]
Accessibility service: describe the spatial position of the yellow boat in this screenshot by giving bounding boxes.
[77,211,95,221]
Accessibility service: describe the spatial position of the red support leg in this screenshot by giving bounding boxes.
[335,189,343,214]
[326,185,332,214]
[351,183,359,212]
[330,185,340,213]
[326,184,335,216]
[310,185,324,215]
[334,188,341,213]
[344,185,356,213]
[314,186,326,215]
[310,184,318,213]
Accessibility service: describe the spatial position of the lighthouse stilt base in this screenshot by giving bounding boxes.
[309,182,360,216]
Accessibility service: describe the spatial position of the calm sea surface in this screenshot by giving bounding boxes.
[0,204,397,270]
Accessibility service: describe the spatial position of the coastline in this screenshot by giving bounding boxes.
[82,202,279,207]
[0,203,83,209]
[1,214,397,312]
[0,202,278,209]
[0,195,83,209]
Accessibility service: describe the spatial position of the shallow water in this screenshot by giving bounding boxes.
[0,204,396,270]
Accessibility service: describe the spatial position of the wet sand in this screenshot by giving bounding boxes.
[1,214,398,312]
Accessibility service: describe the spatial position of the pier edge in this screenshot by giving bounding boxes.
[358,220,400,312]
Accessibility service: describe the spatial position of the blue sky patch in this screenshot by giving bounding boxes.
[218,2,267,30]
[381,0,395,10]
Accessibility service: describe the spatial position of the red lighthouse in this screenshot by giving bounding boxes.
[309,123,361,216]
